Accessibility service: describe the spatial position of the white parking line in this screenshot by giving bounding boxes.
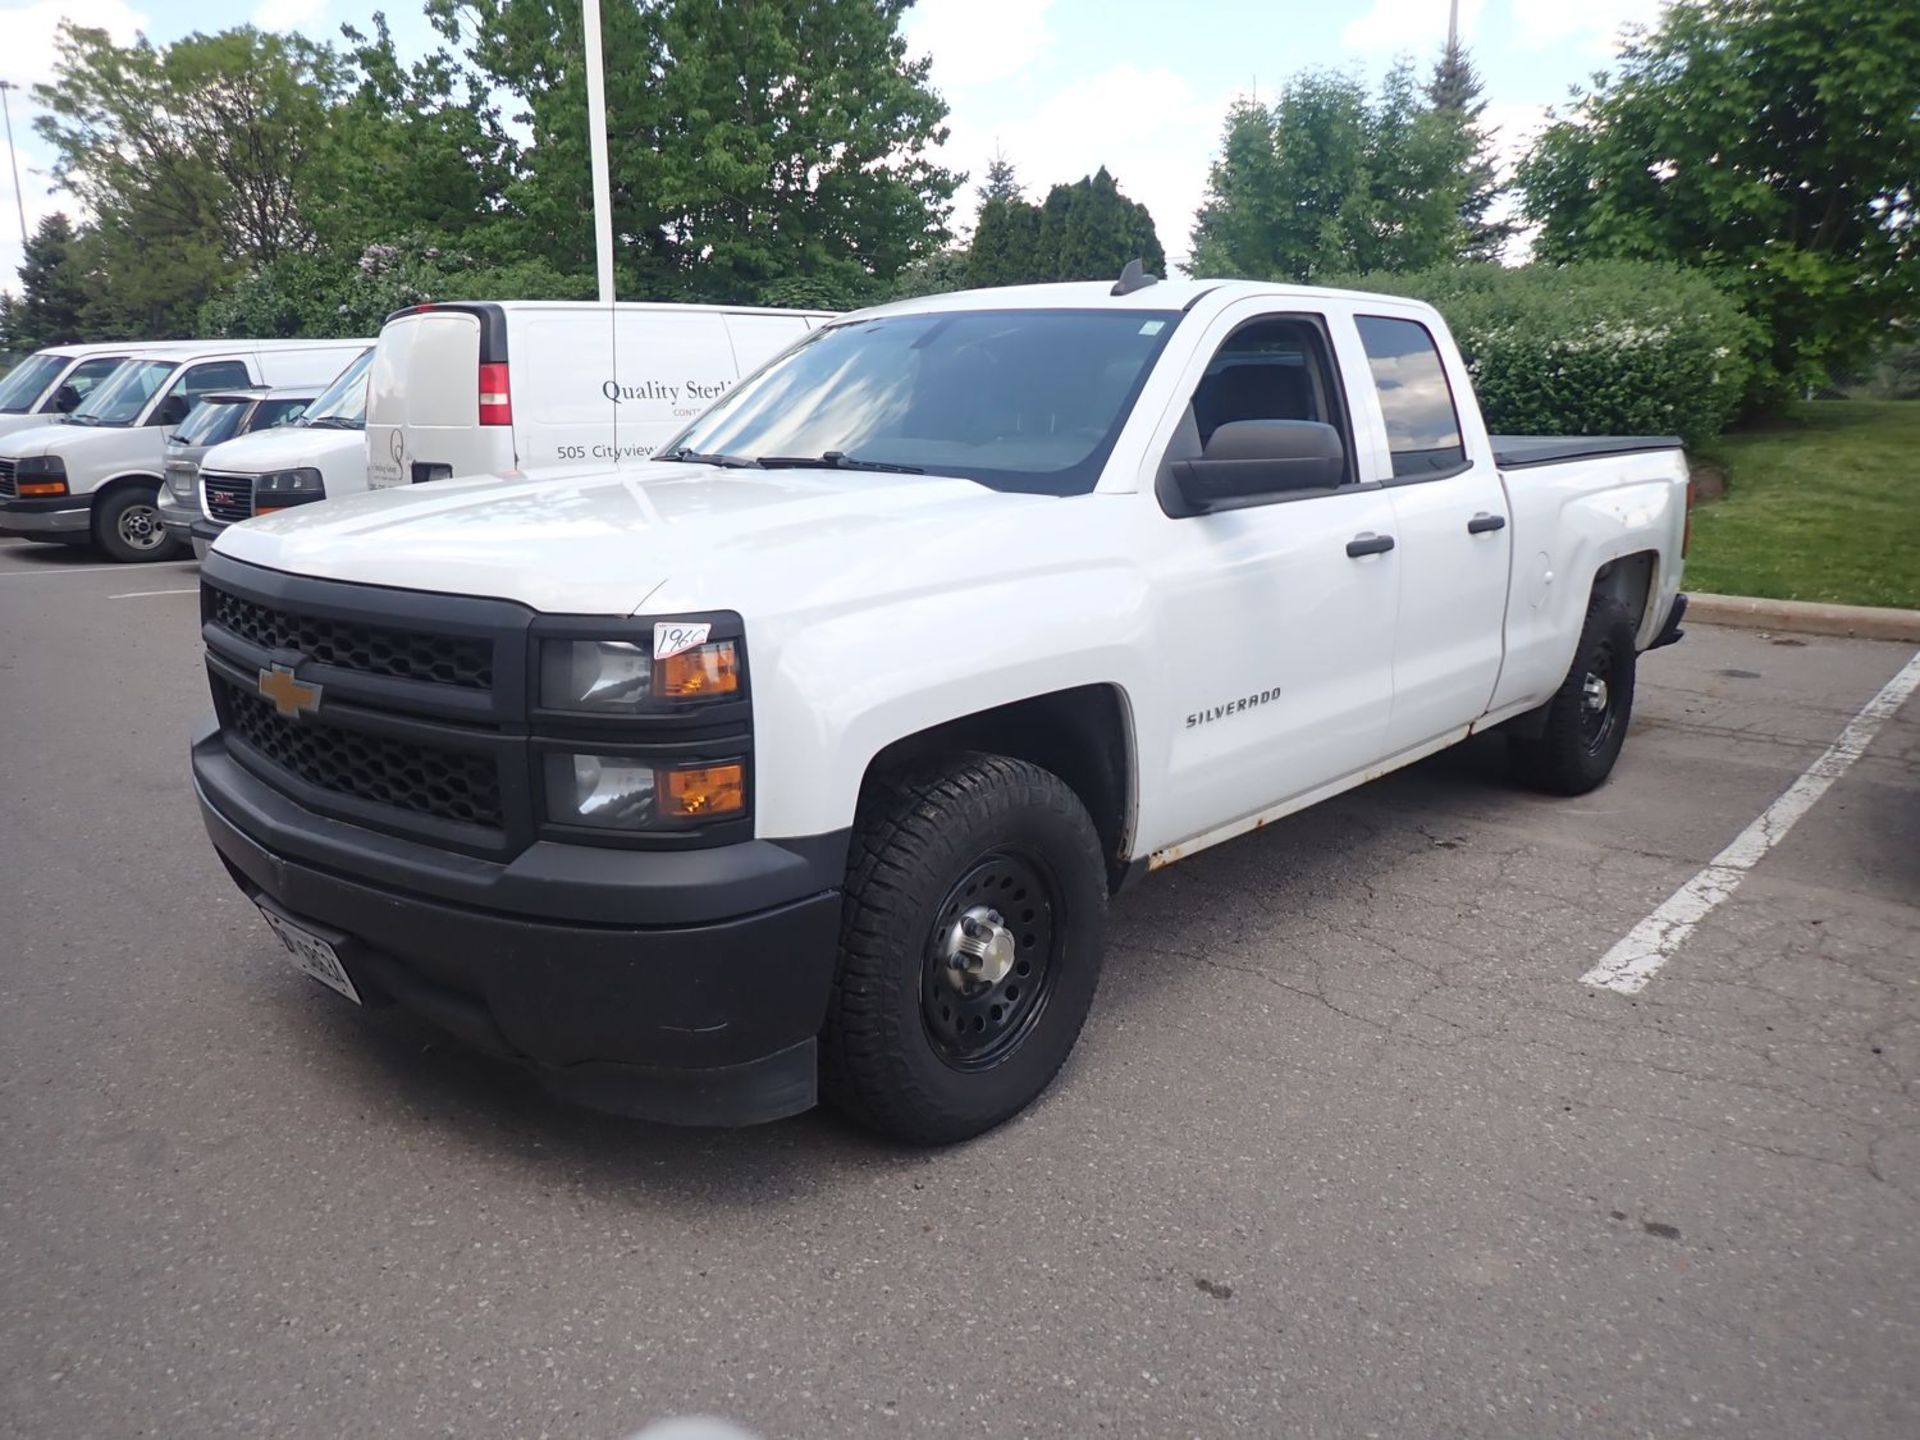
[110,588,198,599]
[0,564,192,578]
[1582,646,1920,995]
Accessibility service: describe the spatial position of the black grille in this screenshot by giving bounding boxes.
[216,676,502,828]
[201,471,254,523]
[0,458,14,498]
[206,585,495,689]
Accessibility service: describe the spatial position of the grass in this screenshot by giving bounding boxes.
[1685,400,1920,610]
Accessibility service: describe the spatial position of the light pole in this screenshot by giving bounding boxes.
[0,80,26,254]
[581,0,614,305]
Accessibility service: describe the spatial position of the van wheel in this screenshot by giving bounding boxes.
[1509,594,1638,795]
[822,754,1107,1144]
[94,485,181,563]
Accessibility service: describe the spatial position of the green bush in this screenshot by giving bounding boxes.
[1337,261,1762,446]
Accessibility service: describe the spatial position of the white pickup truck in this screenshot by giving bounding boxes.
[191,276,1689,1143]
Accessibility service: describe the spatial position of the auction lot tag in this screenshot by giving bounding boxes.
[258,904,362,1005]
[654,622,712,659]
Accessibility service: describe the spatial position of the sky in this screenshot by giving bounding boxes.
[0,0,1669,296]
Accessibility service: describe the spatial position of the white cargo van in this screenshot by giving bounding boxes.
[364,301,832,489]
[189,347,375,557]
[0,339,369,561]
[0,341,211,440]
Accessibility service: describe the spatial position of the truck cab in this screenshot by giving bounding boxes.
[191,278,1688,1143]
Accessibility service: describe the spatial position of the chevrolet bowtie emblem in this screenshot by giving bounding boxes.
[257,663,322,719]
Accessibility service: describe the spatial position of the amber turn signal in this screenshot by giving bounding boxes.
[653,641,739,699]
[17,480,67,498]
[661,762,745,820]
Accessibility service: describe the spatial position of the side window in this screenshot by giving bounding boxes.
[176,360,252,399]
[247,398,308,432]
[1356,316,1466,479]
[55,356,124,409]
[1189,318,1337,450]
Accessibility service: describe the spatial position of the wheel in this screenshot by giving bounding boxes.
[93,485,183,563]
[822,753,1108,1144]
[1508,594,1638,795]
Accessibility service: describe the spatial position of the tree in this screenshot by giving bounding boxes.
[1426,40,1511,264]
[968,168,1164,287]
[431,0,959,303]
[1190,66,1472,281]
[979,149,1022,204]
[1517,0,1920,396]
[14,213,90,347]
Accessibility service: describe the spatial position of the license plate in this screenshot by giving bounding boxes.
[258,904,362,1005]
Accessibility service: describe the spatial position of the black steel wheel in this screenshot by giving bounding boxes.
[823,753,1107,1144]
[920,848,1061,1070]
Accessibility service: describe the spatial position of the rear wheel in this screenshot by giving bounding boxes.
[1509,594,1638,795]
[822,754,1107,1144]
[93,484,183,563]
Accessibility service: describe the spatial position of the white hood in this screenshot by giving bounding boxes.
[0,421,89,459]
[211,462,1052,616]
[200,425,365,474]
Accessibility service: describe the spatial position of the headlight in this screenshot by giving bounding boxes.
[538,634,740,713]
[543,754,745,830]
[14,454,67,496]
[254,468,325,512]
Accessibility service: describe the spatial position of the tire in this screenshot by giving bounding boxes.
[1508,594,1638,796]
[822,753,1108,1144]
[93,484,183,563]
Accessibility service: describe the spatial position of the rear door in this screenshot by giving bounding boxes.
[366,310,488,488]
[1352,314,1511,752]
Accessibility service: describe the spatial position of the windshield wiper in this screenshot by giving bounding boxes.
[303,417,359,430]
[755,450,925,475]
[657,446,762,469]
[66,414,102,426]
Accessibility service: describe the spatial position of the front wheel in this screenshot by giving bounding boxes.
[822,754,1108,1144]
[1508,594,1639,795]
[93,485,183,563]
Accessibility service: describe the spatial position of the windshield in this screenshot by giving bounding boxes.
[71,359,177,426]
[0,354,68,413]
[299,348,374,429]
[174,396,255,449]
[664,308,1183,495]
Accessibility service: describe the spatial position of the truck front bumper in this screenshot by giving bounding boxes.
[192,717,847,1126]
[188,518,226,560]
[0,494,89,539]
[158,488,200,544]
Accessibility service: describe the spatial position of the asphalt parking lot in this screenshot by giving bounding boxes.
[1,537,1915,1439]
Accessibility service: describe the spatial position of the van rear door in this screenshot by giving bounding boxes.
[366,308,492,489]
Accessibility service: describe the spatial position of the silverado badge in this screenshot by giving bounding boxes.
[257,663,322,720]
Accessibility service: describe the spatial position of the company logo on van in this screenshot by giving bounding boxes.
[602,379,733,404]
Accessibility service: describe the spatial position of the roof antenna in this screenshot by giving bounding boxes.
[1111,258,1160,297]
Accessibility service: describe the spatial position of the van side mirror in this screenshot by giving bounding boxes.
[150,394,191,428]
[50,383,81,414]
[1164,420,1346,515]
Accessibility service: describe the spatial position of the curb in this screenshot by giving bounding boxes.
[1687,592,1920,645]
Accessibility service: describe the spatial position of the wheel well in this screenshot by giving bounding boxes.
[863,685,1136,890]
[91,472,165,514]
[1591,550,1657,632]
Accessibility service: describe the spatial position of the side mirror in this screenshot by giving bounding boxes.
[150,394,191,428]
[50,383,81,414]
[1165,419,1346,515]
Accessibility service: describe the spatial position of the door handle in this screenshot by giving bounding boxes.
[1346,533,1395,558]
[1467,512,1507,534]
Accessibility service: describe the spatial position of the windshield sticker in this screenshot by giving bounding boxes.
[654,622,712,659]
[1140,320,1166,335]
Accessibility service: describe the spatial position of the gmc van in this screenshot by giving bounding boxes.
[157,386,320,551]
[0,339,369,561]
[364,301,833,490]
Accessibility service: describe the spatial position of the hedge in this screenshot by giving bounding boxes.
[1336,261,1761,447]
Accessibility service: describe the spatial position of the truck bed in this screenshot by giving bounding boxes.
[1492,434,1684,469]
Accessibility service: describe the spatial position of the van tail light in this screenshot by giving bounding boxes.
[1683,478,1694,557]
[478,362,512,426]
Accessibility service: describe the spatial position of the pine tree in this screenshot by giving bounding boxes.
[15,213,90,347]
[979,148,1021,204]
[1426,40,1512,263]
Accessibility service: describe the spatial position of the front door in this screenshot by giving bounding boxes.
[1146,308,1401,850]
